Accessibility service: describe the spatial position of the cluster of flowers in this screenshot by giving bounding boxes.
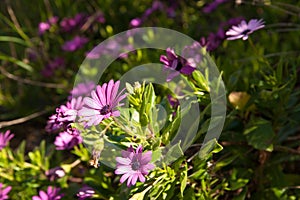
[38,12,105,77]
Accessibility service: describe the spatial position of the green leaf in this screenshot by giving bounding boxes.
[0,36,29,46]
[244,119,275,151]
[162,142,184,164]
[180,163,188,196]
[198,139,223,160]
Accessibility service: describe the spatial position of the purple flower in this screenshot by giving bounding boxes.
[45,97,83,133]
[226,19,265,40]
[78,80,126,126]
[62,36,89,52]
[59,97,84,122]
[0,183,12,200]
[41,57,65,77]
[69,82,96,99]
[32,186,63,200]
[130,18,142,27]
[76,186,95,200]
[160,48,196,81]
[0,130,14,151]
[115,145,155,187]
[38,16,58,35]
[46,167,66,181]
[60,13,87,32]
[54,131,82,150]
[203,0,228,13]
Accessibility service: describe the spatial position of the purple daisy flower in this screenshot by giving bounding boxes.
[60,13,87,32]
[0,130,14,151]
[32,186,63,200]
[226,19,265,40]
[69,82,96,99]
[160,48,196,82]
[0,183,12,200]
[78,80,126,127]
[45,167,65,181]
[54,131,82,150]
[76,185,96,200]
[62,36,89,52]
[115,145,155,187]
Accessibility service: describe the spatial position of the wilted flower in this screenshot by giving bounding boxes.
[46,167,66,181]
[0,183,12,200]
[54,131,82,150]
[226,19,265,40]
[76,186,96,200]
[78,80,126,126]
[62,36,89,52]
[0,130,14,151]
[69,82,96,99]
[115,145,155,187]
[32,186,63,200]
[160,48,196,81]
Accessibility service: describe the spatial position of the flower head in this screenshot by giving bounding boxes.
[60,13,87,32]
[59,97,84,122]
[32,186,63,200]
[46,167,66,181]
[62,36,89,52]
[54,131,82,150]
[226,19,265,40]
[76,186,96,200]
[160,48,196,82]
[78,80,126,127]
[0,130,14,151]
[0,183,12,200]
[115,145,155,187]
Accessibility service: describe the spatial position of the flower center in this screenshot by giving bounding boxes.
[131,159,140,171]
[100,105,111,115]
[242,29,251,35]
[175,60,183,71]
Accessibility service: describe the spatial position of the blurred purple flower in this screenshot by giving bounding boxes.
[62,36,89,52]
[78,80,126,126]
[60,13,87,32]
[76,186,95,200]
[95,12,106,23]
[38,16,58,35]
[160,48,196,81]
[130,18,142,27]
[130,1,164,27]
[167,94,179,108]
[41,57,65,77]
[69,82,96,99]
[226,19,265,40]
[115,145,155,187]
[46,167,65,181]
[0,130,14,151]
[32,186,63,200]
[54,131,82,150]
[0,183,12,200]
[203,0,228,13]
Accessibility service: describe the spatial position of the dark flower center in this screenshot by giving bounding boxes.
[131,159,140,171]
[241,29,251,35]
[100,105,111,115]
[175,60,183,71]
